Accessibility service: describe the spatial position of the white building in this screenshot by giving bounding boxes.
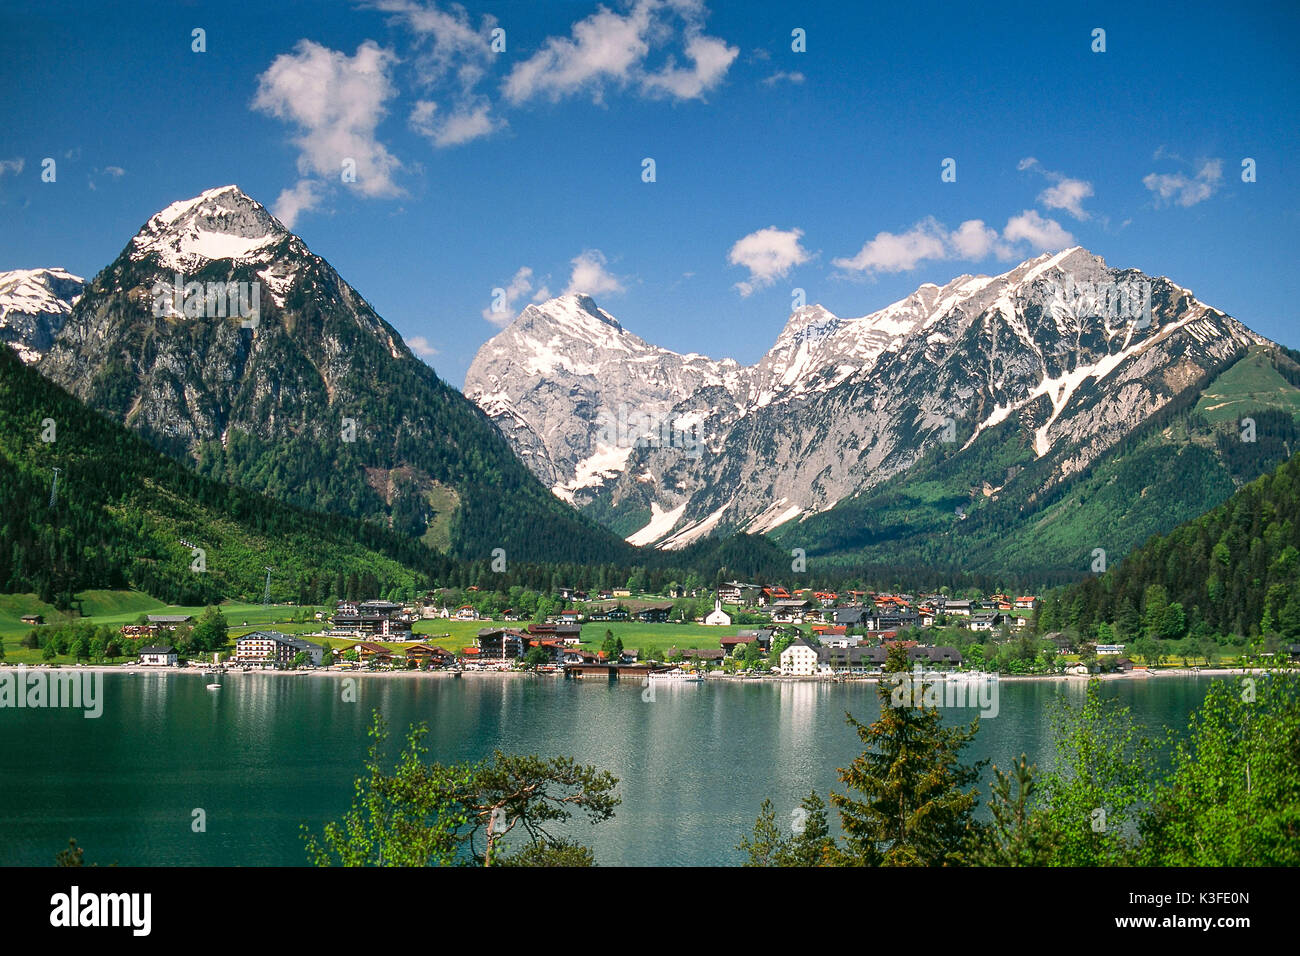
[779,639,819,677]
[704,597,732,627]
[138,645,177,666]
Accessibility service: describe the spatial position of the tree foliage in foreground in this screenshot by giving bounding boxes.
[304,712,620,866]
[740,662,1300,866]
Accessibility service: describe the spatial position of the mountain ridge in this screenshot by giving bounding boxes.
[32,185,634,566]
[465,247,1283,571]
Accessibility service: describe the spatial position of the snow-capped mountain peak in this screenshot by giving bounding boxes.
[467,247,1268,550]
[0,267,86,363]
[129,184,290,270]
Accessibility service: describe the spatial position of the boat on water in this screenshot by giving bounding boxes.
[649,669,704,683]
[946,670,999,681]
[206,683,221,690]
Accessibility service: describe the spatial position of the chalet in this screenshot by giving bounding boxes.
[619,648,640,664]
[817,645,882,674]
[720,628,775,654]
[758,586,792,607]
[19,614,43,626]
[813,591,839,604]
[403,643,456,668]
[918,608,937,627]
[147,614,192,629]
[527,622,583,644]
[342,642,393,664]
[634,603,673,623]
[1014,596,1039,611]
[1096,644,1126,656]
[563,648,600,665]
[704,597,732,626]
[873,607,920,631]
[910,646,963,667]
[612,588,632,598]
[770,599,812,623]
[558,610,582,625]
[138,645,177,667]
[669,647,725,663]
[586,603,629,622]
[970,612,1004,632]
[1045,631,1075,652]
[234,631,326,667]
[455,605,480,621]
[941,601,973,617]
[476,628,527,660]
[811,623,847,638]
[833,606,871,627]
[779,638,819,676]
[719,581,761,605]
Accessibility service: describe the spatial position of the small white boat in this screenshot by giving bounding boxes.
[206,683,222,690]
[649,669,703,683]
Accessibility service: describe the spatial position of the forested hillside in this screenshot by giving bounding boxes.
[1039,447,1300,647]
[0,346,450,606]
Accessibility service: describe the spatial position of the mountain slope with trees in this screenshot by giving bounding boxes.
[1039,443,1300,648]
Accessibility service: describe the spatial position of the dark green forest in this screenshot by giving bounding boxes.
[1040,447,1300,647]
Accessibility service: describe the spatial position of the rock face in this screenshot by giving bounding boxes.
[35,186,630,564]
[0,267,85,364]
[466,247,1268,549]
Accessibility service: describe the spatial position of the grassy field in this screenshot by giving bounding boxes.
[0,589,759,664]
[1194,347,1300,424]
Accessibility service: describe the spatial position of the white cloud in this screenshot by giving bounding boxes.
[503,0,735,104]
[103,166,125,178]
[832,218,949,274]
[761,70,805,86]
[565,249,624,297]
[373,1,504,148]
[948,219,1009,260]
[410,98,500,147]
[1002,209,1074,251]
[1143,158,1223,207]
[482,266,540,325]
[368,0,495,90]
[407,335,439,357]
[252,39,405,212]
[834,212,1071,276]
[0,158,24,176]
[1018,157,1094,220]
[728,226,811,296]
[271,179,327,230]
[640,32,738,99]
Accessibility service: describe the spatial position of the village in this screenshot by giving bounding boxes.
[84,583,1082,681]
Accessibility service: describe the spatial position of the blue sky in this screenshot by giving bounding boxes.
[2,0,1298,386]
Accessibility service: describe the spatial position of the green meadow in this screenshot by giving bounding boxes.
[0,590,757,664]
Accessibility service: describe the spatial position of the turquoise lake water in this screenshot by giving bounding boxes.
[0,671,1222,866]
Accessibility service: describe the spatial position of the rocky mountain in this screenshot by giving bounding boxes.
[468,248,1296,573]
[35,186,632,565]
[0,267,85,364]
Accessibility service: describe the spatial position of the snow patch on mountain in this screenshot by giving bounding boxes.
[0,267,86,363]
